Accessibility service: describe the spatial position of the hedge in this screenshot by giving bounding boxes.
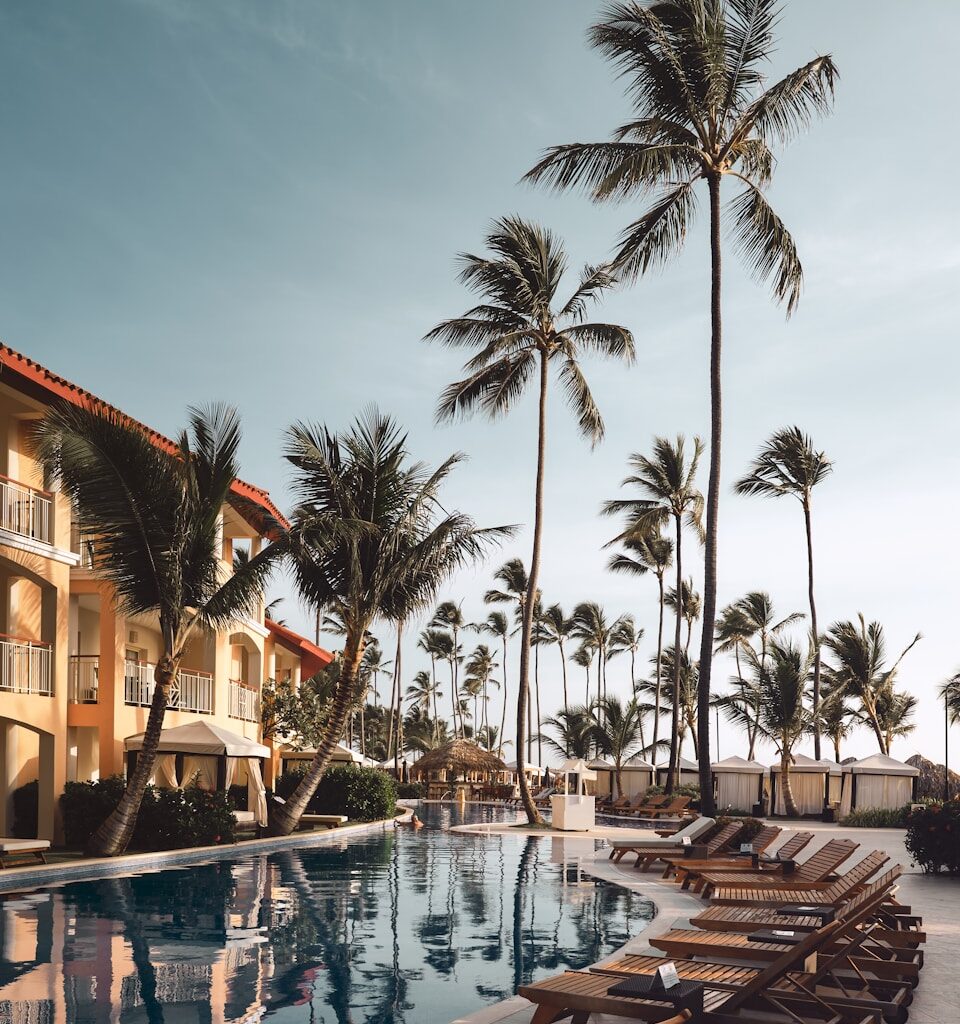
[12,780,39,838]
[905,800,960,875]
[60,777,236,851]
[275,764,396,822]
[841,805,911,828]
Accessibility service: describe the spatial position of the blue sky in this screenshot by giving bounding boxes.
[2,1,958,764]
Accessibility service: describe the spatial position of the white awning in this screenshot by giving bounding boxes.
[281,742,367,765]
[125,722,269,759]
[711,755,766,774]
[770,753,831,775]
[849,753,919,777]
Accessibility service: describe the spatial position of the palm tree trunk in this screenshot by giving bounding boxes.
[695,170,722,818]
[392,622,404,774]
[559,638,569,715]
[269,631,367,835]
[516,352,548,824]
[667,514,683,794]
[615,765,624,800]
[87,655,178,856]
[430,654,439,742]
[534,641,542,766]
[781,751,798,817]
[653,573,664,755]
[804,496,822,759]
[498,636,508,760]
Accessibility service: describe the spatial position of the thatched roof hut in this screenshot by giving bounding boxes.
[411,740,506,778]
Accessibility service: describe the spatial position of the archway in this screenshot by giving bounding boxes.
[0,716,57,840]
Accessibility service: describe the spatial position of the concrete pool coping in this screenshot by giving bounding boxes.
[0,812,408,893]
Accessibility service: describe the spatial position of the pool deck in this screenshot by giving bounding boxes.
[450,819,960,1024]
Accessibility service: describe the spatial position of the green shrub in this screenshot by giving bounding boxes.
[841,805,911,828]
[59,776,235,851]
[905,800,960,875]
[643,784,701,799]
[396,781,425,799]
[12,780,39,838]
[276,764,396,821]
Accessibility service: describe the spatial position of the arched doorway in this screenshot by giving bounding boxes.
[0,716,57,840]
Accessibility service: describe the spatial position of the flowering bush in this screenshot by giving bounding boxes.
[904,800,960,875]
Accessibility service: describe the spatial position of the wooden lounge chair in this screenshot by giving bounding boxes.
[646,795,692,818]
[0,838,49,869]
[698,838,859,899]
[662,825,782,881]
[635,821,744,875]
[519,919,883,1024]
[616,793,666,817]
[300,813,348,829]
[608,816,715,864]
[675,830,815,890]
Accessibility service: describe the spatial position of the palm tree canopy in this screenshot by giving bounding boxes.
[432,599,466,632]
[665,577,701,622]
[540,705,595,760]
[821,616,921,704]
[609,614,644,658]
[425,216,634,446]
[755,638,813,752]
[484,557,530,606]
[606,527,673,579]
[735,426,833,502]
[571,602,612,654]
[525,1,838,311]
[941,674,960,727]
[34,402,280,649]
[590,695,646,764]
[538,603,573,647]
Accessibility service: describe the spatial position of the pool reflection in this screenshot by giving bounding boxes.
[0,805,653,1024]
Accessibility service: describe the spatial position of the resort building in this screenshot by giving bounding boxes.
[0,344,331,841]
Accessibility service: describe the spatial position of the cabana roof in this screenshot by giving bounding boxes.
[414,740,507,776]
[770,753,834,775]
[657,756,698,772]
[711,755,765,774]
[125,722,269,759]
[849,753,919,776]
[623,755,656,770]
[280,742,372,765]
[587,757,614,770]
[504,760,544,772]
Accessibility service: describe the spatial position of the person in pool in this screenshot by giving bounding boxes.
[398,813,424,829]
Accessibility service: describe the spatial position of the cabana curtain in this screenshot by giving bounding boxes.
[716,774,758,812]
[856,774,912,810]
[182,755,218,791]
[150,754,179,789]
[774,771,823,815]
[246,757,268,826]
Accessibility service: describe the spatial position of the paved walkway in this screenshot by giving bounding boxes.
[452,821,960,1024]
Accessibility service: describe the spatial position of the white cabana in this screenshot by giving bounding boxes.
[769,754,832,816]
[505,760,545,785]
[711,755,766,814]
[586,758,614,798]
[655,757,699,788]
[125,722,270,826]
[818,758,848,806]
[620,755,656,798]
[844,753,919,813]
[280,742,374,769]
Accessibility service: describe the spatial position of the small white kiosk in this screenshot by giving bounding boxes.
[551,758,596,831]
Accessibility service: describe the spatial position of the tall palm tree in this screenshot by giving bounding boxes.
[821,616,921,755]
[589,695,646,799]
[527,2,838,814]
[818,681,856,764]
[537,603,573,715]
[572,644,595,706]
[571,602,613,714]
[942,674,960,727]
[476,609,511,758]
[755,639,814,818]
[607,527,673,753]
[35,404,280,856]
[427,217,634,823]
[603,435,703,796]
[665,577,701,656]
[418,628,450,740]
[464,643,499,739]
[735,427,833,756]
[431,600,467,736]
[609,615,645,743]
[540,705,595,761]
[270,410,510,835]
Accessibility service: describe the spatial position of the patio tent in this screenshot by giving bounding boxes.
[769,753,834,816]
[842,753,919,814]
[817,758,849,806]
[711,755,766,813]
[125,722,270,825]
[655,756,699,788]
[620,755,656,798]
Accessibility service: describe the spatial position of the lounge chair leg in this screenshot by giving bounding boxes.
[529,1006,572,1024]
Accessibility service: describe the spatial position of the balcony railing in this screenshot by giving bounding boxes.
[68,655,100,703]
[0,635,53,696]
[0,476,52,545]
[70,524,96,568]
[124,660,214,714]
[228,679,259,722]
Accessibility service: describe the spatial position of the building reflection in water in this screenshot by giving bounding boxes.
[0,809,651,1024]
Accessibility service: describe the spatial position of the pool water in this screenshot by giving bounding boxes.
[0,804,653,1024]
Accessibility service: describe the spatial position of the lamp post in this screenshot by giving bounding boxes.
[946,686,950,804]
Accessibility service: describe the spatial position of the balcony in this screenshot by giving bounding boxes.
[0,475,53,545]
[124,660,214,715]
[70,525,96,568]
[68,655,100,703]
[0,635,53,696]
[228,679,259,723]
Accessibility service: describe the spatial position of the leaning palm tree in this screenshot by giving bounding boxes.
[590,695,646,799]
[35,403,280,856]
[537,603,573,714]
[427,217,634,823]
[475,609,511,759]
[820,616,921,756]
[735,427,833,756]
[755,639,814,818]
[607,526,673,753]
[528,2,838,814]
[269,410,510,835]
[603,435,703,795]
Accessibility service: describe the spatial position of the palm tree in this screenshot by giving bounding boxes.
[821,616,921,755]
[361,641,391,709]
[476,609,511,759]
[418,628,450,740]
[607,527,673,754]
[665,577,700,656]
[603,435,703,796]
[464,643,499,739]
[539,705,595,761]
[572,644,595,706]
[874,688,918,755]
[755,639,814,818]
[609,615,645,745]
[590,695,645,799]
[537,603,573,715]
[735,427,833,756]
[571,602,613,713]
[942,674,960,727]
[406,670,441,729]
[270,410,509,835]
[427,217,634,823]
[35,403,279,856]
[431,600,467,736]
[818,681,857,764]
[528,2,838,815]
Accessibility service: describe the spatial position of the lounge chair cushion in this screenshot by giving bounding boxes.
[301,814,348,825]
[609,816,714,851]
[233,811,257,825]
[0,838,50,853]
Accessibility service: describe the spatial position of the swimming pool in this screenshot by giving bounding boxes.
[0,804,653,1024]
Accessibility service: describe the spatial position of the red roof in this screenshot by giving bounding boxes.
[0,342,289,532]
[265,618,334,677]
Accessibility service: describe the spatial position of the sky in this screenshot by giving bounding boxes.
[2,1,958,767]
